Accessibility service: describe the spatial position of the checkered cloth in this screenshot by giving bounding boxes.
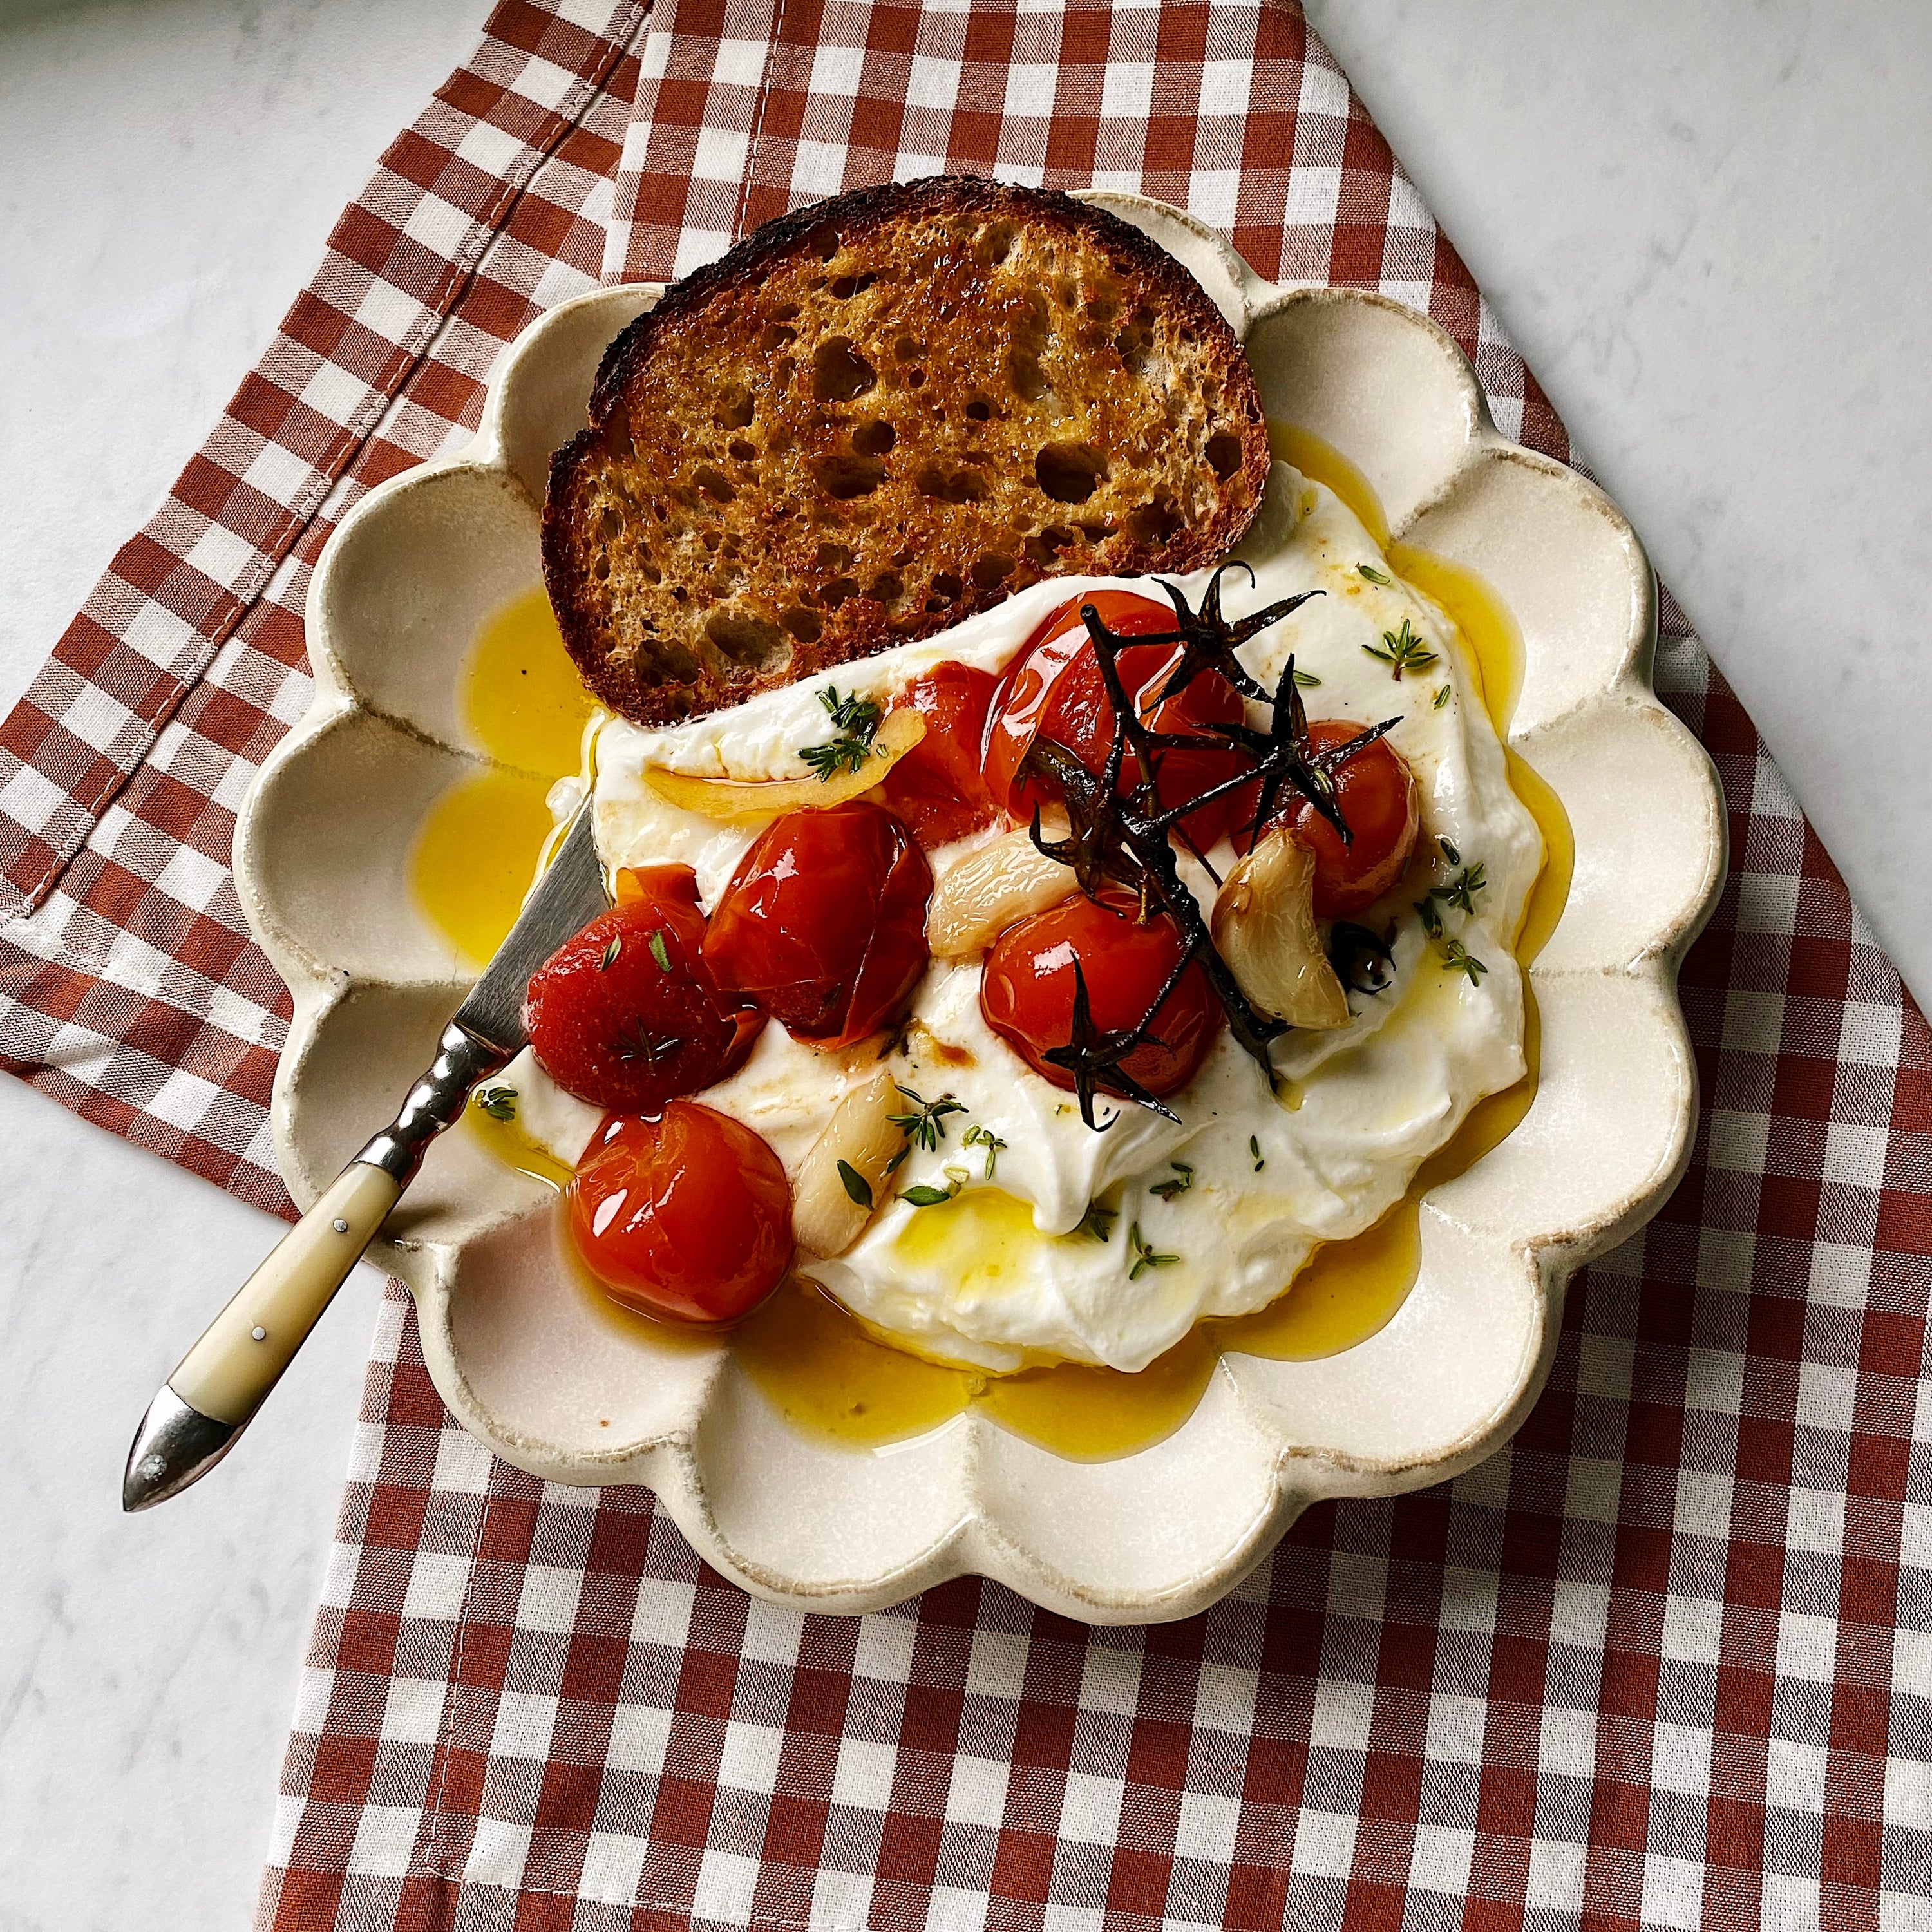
[2,1,1926,1925]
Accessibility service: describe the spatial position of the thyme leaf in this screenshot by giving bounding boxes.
[476,1086,518,1122]
[1292,668,1321,688]
[837,1160,875,1209]
[900,1165,969,1208]
[647,930,672,973]
[1356,562,1394,587]
[598,934,622,971]
[1432,683,1452,710]
[1127,1220,1180,1280]
[1249,1135,1265,1172]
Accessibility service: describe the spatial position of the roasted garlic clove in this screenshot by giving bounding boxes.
[925,817,1076,958]
[791,1068,904,1256]
[1211,828,1350,1030]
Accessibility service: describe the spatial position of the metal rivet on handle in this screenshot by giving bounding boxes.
[252,1326,267,1341]
[332,1218,349,1233]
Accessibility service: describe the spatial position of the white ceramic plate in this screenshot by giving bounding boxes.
[236,194,1725,1624]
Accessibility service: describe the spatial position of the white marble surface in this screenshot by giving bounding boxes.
[1,1,1929,1926]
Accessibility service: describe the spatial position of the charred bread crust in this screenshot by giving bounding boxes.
[544,176,1271,727]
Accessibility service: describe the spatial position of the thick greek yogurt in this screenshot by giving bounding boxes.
[516,463,1540,1372]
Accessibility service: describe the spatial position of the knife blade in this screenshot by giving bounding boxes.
[122,804,609,1511]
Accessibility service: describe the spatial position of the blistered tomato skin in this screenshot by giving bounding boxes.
[703,800,933,1049]
[981,591,1253,847]
[980,894,1224,1101]
[569,1103,793,1323]
[1274,722,1420,918]
[878,662,1002,847]
[524,864,764,1113]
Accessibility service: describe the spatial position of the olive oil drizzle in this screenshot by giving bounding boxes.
[459,450,1575,1463]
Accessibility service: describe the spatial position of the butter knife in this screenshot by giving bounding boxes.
[122,805,607,1511]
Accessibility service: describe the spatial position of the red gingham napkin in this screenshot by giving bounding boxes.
[2,3,1927,1927]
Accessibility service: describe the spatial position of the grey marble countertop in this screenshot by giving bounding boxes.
[2,1,1928,1924]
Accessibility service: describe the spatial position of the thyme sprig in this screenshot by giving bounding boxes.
[799,683,882,779]
[476,1086,518,1122]
[889,1085,965,1153]
[1127,1221,1180,1280]
[962,1124,1006,1179]
[1150,1161,1194,1202]
[614,1021,683,1067]
[1075,1202,1118,1242]
[1363,617,1438,680]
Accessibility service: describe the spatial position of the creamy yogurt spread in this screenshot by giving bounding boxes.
[515,462,1540,1372]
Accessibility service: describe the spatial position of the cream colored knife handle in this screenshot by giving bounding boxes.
[171,1162,401,1425]
[123,1019,510,1511]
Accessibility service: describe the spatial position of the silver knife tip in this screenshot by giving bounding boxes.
[122,1386,242,1511]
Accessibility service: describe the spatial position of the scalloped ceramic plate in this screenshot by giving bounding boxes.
[236,194,1725,1623]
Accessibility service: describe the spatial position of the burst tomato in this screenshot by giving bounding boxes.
[702,800,933,1048]
[980,893,1223,1102]
[878,661,1002,847]
[981,590,1252,848]
[1255,721,1420,919]
[569,1103,793,1323]
[524,864,764,1113]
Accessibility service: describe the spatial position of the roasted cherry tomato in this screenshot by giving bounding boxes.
[980,893,1223,1101]
[569,1103,793,1323]
[981,591,1252,848]
[878,661,1002,847]
[1256,721,1420,919]
[524,864,763,1113]
[703,800,933,1048]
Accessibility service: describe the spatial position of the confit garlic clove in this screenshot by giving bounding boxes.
[791,1068,904,1256]
[1211,827,1350,1030]
[925,817,1076,958]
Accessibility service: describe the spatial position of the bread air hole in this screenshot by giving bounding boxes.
[815,542,852,571]
[1035,442,1108,504]
[1126,498,1182,545]
[869,572,903,605]
[781,607,824,643]
[1007,350,1049,402]
[705,609,790,674]
[822,576,862,609]
[916,466,987,506]
[1205,431,1242,481]
[851,419,896,458]
[976,222,1016,267]
[810,223,842,261]
[926,572,964,612]
[693,466,735,504]
[965,398,992,421]
[813,453,885,500]
[813,337,878,402]
[970,554,1013,590]
[719,388,755,430]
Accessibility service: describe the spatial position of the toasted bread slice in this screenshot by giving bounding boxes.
[544,177,1271,727]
